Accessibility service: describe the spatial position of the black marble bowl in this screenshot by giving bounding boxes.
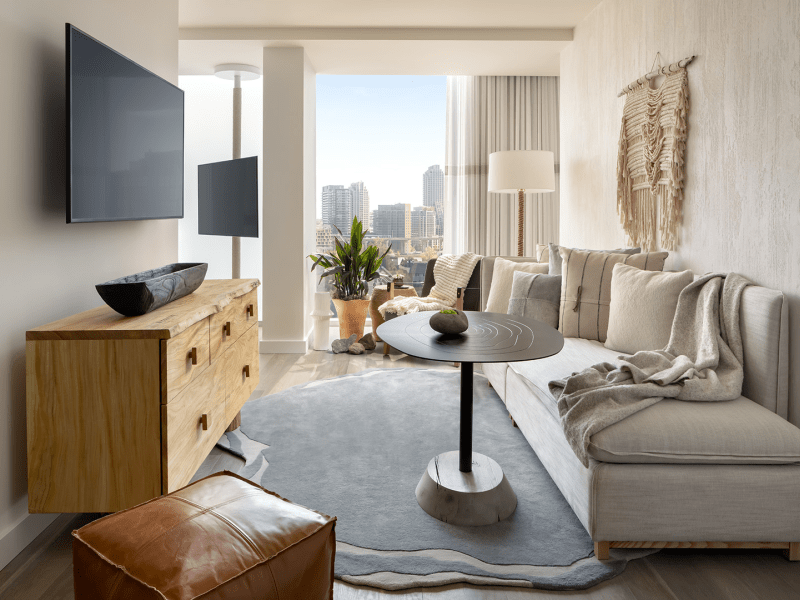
[96,263,208,317]
[429,309,469,335]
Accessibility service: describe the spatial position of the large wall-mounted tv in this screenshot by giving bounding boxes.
[198,157,259,238]
[66,24,184,223]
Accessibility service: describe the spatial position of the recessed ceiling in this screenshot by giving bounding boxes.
[178,0,602,76]
[179,0,602,29]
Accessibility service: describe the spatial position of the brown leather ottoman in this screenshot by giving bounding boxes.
[72,471,336,600]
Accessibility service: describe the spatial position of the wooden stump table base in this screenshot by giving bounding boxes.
[415,451,517,526]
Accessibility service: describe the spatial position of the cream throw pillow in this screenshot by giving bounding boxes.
[485,257,548,313]
[558,248,668,342]
[605,263,694,354]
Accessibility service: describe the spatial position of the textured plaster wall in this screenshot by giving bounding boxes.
[560,0,800,423]
[0,0,179,568]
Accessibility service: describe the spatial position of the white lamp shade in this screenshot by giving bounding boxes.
[488,150,555,193]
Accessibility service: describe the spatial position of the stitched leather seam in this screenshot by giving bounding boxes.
[171,494,266,560]
[267,562,282,600]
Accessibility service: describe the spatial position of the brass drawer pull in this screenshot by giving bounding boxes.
[189,347,198,365]
[247,304,254,317]
[200,414,208,431]
[223,322,231,336]
[243,365,250,377]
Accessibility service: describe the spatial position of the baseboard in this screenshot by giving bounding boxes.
[0,512,59,573]
[259,332,312,354]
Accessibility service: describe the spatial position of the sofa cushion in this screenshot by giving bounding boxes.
[590,397,800,465]
[484,257,548,313]
[507,340,800,465]
[604,263,693,353]
[547,243,641,276]
[508,337,621,421]
[507,271,561,328]
[558,247,668,342]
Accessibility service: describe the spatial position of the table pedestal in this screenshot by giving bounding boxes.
[415,361,517,526]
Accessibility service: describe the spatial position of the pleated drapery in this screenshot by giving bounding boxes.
[444,76,560,256]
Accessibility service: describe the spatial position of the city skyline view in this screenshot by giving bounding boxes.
[316,75,447,222]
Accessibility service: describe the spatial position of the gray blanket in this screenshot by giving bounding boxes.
[549,273,751,467]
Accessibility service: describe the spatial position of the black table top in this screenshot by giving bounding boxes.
[377,311,564,364]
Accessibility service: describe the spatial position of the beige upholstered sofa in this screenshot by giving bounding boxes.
[477,256,800,560]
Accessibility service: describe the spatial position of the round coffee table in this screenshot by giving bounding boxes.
[377,311,563,526]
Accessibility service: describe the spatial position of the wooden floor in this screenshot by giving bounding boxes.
[3,335,799,600]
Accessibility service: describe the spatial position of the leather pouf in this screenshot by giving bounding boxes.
[72,471,336,600]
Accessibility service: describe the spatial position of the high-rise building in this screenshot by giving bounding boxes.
[372,203,411,238]
[321,185,353,235]
[349,181,370,230]
[410,206,436,238]
[423,165,444,235]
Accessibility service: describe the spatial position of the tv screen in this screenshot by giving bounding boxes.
[198,157,259,238]
[66,24,184,223]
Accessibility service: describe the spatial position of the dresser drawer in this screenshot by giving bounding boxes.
[162,318,210,403]
[210,289,258,361]
[162,359,226,493]
[225,324,260,424]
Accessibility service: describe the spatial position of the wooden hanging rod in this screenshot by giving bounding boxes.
[617,55,696,97]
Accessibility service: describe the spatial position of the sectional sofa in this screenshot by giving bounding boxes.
[467,256,800,560]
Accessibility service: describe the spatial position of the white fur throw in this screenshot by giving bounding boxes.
[378,253,482,317]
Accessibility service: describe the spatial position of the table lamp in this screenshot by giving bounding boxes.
[488,150,555,256]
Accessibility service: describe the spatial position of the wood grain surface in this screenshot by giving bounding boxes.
[225,323,260,424]
[26,279,259,340]
[162,358,227,493]
[163,317,211,403]
[210,288,259,360]
[26,339,162,513]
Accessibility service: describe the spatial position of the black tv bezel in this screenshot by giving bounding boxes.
[66,23,185,224]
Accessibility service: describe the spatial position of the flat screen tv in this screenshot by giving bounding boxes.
[198,157,259,238]
[66,24,184,223]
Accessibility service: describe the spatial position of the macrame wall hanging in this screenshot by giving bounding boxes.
[616,54,694,251]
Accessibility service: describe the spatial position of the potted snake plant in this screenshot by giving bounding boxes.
[309,217,391,339]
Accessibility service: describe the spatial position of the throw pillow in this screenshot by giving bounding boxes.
[558,247,669,342]
[548,242,641,276]
[604,263,694,354]
[485,257,548,313]
[507,271,561,329]
[536,243,549,263]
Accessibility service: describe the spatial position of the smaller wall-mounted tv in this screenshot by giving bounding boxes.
[198,157,259,238]
[67,24,184,223]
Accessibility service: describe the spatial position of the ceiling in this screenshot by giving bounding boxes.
[178,0,603,76]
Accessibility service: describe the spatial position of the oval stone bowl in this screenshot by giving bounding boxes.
[429,309,469,335]
[96,263,208,317]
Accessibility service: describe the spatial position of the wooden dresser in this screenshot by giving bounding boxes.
[26,279,260,513]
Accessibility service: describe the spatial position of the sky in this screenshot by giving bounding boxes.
[316,75,446,220]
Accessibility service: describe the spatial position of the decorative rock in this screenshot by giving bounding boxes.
[358,333,376,351]
[332,334,357,354]
[429,309,469,335]
[348,342,366,355]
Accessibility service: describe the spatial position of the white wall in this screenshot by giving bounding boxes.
[0,0,179,568]
[178,75,263,315]
[261,47,317,353]
[560,0,800,420]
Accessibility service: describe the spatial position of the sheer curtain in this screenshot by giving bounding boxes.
[443,76,560,256]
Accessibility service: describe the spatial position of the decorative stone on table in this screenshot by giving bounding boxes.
[332,334,357,354]
[358,333,376,351]
[348,342,365,355]
[429,309,469,335]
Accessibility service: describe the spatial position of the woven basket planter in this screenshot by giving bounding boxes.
[332,298,370,340]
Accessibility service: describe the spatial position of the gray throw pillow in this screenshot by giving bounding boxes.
[507,271,562,329]
[548,243,642,276]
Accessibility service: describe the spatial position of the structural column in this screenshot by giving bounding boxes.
[261,48,316,353]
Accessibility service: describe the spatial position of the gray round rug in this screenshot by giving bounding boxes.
[217,368,651,590]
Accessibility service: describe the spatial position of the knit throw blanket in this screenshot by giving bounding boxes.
[549,273,751,467]
[378,253,482,318]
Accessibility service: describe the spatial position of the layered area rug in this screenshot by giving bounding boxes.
[217,368,650,590]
